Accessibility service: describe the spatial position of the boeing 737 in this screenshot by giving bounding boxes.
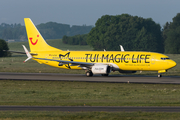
[14,18,177,77]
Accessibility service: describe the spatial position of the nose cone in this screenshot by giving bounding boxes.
[169,60,176,68]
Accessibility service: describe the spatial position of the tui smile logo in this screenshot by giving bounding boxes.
[29,35,39,45]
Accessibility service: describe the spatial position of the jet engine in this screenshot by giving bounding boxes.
[92,65,111,74]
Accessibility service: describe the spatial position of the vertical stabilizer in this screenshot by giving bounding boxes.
[24,18,61,52]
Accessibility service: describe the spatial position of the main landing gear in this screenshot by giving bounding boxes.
[86,70,93,77]
[158,74,162,78]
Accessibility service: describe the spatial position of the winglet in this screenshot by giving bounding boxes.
[22,45,32,62]
[120,45,125,51]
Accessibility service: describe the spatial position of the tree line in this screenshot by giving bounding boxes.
[63,13,180,54]
[0,23,26,40]
[0,22,93,40]
[62,34,88,45]
[162,13,180,54]
[37,22,93,39]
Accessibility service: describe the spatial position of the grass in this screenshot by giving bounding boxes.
[0,56,85,74]
[0,111,180,120]
[8,39,93,51]
[1,80,180,106]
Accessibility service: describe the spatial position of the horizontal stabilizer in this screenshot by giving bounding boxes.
[22,45,32,62]
[4,50,37,55]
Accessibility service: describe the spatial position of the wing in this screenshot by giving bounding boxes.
[34,57,94,68]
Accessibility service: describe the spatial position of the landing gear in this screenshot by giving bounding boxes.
[101,74,109,76]
[158,74,162,78]
[86,71,93,77]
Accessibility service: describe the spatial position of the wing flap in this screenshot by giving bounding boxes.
[34,58,94,67]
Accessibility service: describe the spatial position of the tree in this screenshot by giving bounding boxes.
[0,39,9,57]
[62,34,88,45]
[87,14,163,52]
[37,22,93,39]
[164,13,180,54]
[0,22,93,40]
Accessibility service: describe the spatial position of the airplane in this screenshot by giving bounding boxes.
[13,18,177,77]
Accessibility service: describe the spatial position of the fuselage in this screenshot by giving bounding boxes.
[32,51,176,73]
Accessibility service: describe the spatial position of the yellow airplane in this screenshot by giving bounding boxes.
[21,18,176,77]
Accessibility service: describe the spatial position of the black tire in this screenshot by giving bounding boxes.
[86,71,93,77]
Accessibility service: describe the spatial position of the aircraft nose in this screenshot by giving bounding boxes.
[169,60,176,68]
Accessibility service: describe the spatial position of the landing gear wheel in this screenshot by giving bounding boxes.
[86,71,93,77]
[158,74,162,78]
[101,74,109,76]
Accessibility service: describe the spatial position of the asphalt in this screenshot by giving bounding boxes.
[1,106,180,112]
[0,72,180,84]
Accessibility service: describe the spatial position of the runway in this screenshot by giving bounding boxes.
[1,72,180,112]
[0,72,180,84]
[1,106,180,112]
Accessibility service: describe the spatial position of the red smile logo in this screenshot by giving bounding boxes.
[29,35,39,45]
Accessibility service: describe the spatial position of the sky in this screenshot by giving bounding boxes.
[0,0,180,26]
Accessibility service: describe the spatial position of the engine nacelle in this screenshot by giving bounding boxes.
[92,65,111,74]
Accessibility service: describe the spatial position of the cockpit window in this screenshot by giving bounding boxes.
[161,57,170,60]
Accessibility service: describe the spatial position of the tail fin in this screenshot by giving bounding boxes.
[24,18,62,52]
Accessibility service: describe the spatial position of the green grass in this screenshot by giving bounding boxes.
[0,111,180,120]
[8,39,93,51]
[0,56,85,73]
[1,80,180,106]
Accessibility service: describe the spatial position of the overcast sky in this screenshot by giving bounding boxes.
[0,0,180,26]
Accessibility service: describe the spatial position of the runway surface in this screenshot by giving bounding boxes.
[1,106,180,112]
[0,72,180,84]
[1,72,180,112]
